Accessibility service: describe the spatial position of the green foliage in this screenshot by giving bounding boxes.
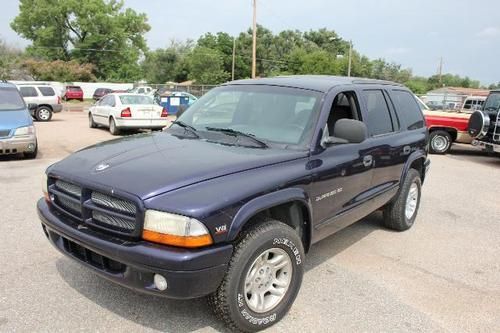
[22,59,96,82]
[0,39,25,80]
[187,47,230,85]
[11,0,150,81]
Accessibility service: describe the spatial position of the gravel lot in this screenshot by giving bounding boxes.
[0,111,499,332]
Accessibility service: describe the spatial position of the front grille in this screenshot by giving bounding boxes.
[92,210,135,231]
[62,237,126,273]
[0,129,11,137]
[91,191,136,215]
[48,178,139,236]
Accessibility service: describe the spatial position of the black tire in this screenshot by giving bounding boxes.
[24,142,38,159]
[35,106,53,122]
[208,219,304,332]
[429,130,452,154]
[383,169,422,231]
[109,118,120,135]
[88,113,97,128]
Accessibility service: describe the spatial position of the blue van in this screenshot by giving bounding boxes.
[0,82,38,158]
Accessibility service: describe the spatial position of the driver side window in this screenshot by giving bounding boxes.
[324,91,361,138]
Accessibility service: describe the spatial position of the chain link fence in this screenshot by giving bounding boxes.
[148,84,217,97]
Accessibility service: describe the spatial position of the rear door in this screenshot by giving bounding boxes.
[36,86,57,105]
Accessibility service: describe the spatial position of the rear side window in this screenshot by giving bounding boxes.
[361,90,393,136]
[19,86,38,97]
[390,90,425,130]
[38,86,55,96]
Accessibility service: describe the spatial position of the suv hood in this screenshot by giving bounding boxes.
[0,109,33,131]
[49,132,307,199]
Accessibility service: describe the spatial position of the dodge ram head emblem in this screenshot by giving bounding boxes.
[95,163,110,171]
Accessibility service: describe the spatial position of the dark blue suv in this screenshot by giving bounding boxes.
[38,76,430,332]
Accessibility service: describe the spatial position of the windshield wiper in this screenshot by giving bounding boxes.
[205,127,268,148]
[171,120,199,138]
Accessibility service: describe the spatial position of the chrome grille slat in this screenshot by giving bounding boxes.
[57,196,82,215]
[55,180,82,198]
[92,211,135,231]
[91,192,136,215]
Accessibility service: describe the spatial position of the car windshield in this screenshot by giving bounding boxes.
[483,93,500,111]
[176,85,322,147]
[0,87,26,111]
[119,95,155,105]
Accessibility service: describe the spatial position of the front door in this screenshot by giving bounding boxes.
[309,90,375,242]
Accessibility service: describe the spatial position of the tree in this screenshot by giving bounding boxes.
[141,40,193,83]
[22,59,96,82]
[11,0,150,81]
[0,39,26,80]
[187,47,230,85]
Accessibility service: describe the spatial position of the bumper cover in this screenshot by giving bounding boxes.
[114,118,169,129]
[37,198,232,299]
[0,135,37,154]
[471,140,500,153]
[52,104,63,113]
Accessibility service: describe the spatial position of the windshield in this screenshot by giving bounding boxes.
[119,95,155,105]
[175,85,322,147]
[483,93,500,111]
[0,87,26,111]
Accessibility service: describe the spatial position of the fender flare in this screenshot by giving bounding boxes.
[400,151,428,186]
[227,187,313,247]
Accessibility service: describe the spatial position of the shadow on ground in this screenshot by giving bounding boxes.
[56,213,384,332]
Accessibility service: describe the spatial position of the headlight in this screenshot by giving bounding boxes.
[42,173,49,202]
[14,125,35,136]
[143,210,213,248]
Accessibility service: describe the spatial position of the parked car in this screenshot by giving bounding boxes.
[38,76,430,332]
[468,89,500,153]
[128,86,154,94]
[92,88,113,101]
[462,96,486,112]
[0,82,38,158]
[17,84,63,121]
[63,86,84,101]
[423,110,472,154]
[88,93,168,135]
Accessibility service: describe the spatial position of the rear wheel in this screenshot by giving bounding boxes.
[35,106,52,121]
[109,118,120,135]
[383,169,422,231]
[429,130,452,154]
[208,219,304,332]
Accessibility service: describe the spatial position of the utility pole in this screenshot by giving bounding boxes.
[438,57,443,86]
[232,37,236,81]
[347,40,352,77]
[252,0,257,78]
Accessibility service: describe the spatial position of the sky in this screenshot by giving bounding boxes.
[1,0,500,84]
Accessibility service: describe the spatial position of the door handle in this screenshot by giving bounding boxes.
[403,146,411,155]
[363,155,373,167]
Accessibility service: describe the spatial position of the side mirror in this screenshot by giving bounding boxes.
[27,103,38,111]
[322,119,368,147]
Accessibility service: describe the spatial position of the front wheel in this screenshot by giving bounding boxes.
[429,130,452,154]
[36,107,52,121]
[209,220,304,332]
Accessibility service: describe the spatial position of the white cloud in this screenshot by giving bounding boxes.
[477,27,500,38]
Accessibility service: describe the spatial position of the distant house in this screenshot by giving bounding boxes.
[423,87,490,109]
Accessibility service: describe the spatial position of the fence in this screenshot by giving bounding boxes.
[148,84,217,97]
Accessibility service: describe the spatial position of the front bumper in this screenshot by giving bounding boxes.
[37,199,233,299]
[471,139,500,153]
[0,134,37,154]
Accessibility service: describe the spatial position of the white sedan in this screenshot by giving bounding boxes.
[88,93,169,135]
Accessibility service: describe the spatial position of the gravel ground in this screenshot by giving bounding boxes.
[0,111,499,332]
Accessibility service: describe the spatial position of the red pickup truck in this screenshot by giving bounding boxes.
[423,110,472,154]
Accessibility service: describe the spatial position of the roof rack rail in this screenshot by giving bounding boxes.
[15,82,51,86]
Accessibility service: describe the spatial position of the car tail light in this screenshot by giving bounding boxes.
[121,107,132,117]
[161,107,168,117]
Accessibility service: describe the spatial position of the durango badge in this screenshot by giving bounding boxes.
[95,163,110,171]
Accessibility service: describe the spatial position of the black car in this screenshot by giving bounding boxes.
[92,88,113,101]
[38,76,430,332]
[468,89,500,153]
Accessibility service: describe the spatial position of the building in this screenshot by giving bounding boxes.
[423,87,490,110]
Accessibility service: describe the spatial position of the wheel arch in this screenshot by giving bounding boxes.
[227,188,314,252]
[401,152,427,185]
[37,104,53,111]
[428,126,457,142]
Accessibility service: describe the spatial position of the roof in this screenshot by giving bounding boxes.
[0,81,16,88]
[427,87,490,97]
[225,75,403,92]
